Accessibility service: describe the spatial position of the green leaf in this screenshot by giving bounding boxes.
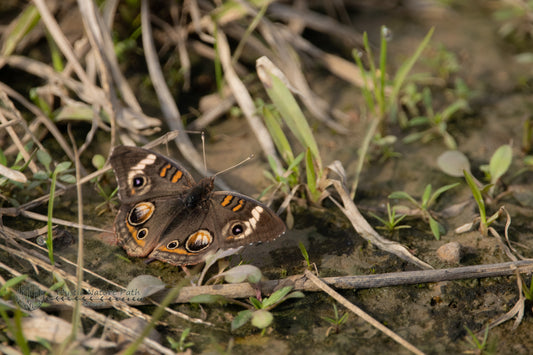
[437,150,471,177]
[421,184,432,208]
[251,309,273,329]
[287,152,305,172]
[223,264,262,284]
[283,291,305,300]
[428,216,441,240]
[489,144,512,184]
[262,286,293,309]
[33,170,48,180]
[390,27,434,120]
[54,161,71,174]
[249,297,263,310]
[0,149,7,166]
[428,183,460,207]
[91,154,106,170]
[463,170,486,224]
[58,174,76,184]
[388,191,418,206]
[299,242,309,263]
[37,150,52,171]
[231,310,253,331]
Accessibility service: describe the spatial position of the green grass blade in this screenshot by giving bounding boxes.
[378,26,388,115]
[262,71,322,170]
[46,169,58,265]
[463,170,486,225]
[2,5,40,56]
[428,182,460,207]
[0,307,30,355]
[263,105,294,164]
[352,49,375,112]
[388,191,419,207]
[428,216,441,240]
[421,184,432,208]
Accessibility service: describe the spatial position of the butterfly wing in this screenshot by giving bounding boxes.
[110,145,195,204]
[110,145,196,257]
[148,191,286,265]
[114,197,187,257]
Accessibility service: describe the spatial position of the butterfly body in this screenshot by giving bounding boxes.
[110,145,286,266]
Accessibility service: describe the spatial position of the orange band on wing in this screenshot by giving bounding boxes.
[171,170,183,183]
[127,223,145,247]
[221,195,233,207]
[232,199,245,212]
[157,246,192,255]
[160,163,172,177]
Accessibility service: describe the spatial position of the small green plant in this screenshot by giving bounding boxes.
[299,242,312,270]
[322,303,348,336]
[167,328,194,352]
[349,26,433,197]
[402,87,469,149]
[0,275,31,354]
[424,43,460,81]
[369,202,411,234]
[520,274,533,301]
[438,145,512,200]
[35,149,75,266]
[389,182,459,240]
[464,325,495,354]
[191,264,304,335]
[260,87,324,204]
[492,0,533,47]
[463,170,503,237]
[353,26,434,124]
[0,306,30,354]
[232,285,304,335]
[479,144,512,194]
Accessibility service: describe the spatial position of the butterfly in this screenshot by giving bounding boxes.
[110,145,286,265]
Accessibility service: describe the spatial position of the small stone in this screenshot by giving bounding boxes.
[436,242,462,263]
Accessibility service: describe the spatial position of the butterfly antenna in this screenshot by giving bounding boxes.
[201,131,207,175]
[214,154,255,177]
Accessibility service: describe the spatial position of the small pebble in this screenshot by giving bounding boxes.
[436,242,462,263]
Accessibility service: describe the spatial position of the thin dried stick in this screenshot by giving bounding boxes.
[304,269,425,355]
[33,260,533,307]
